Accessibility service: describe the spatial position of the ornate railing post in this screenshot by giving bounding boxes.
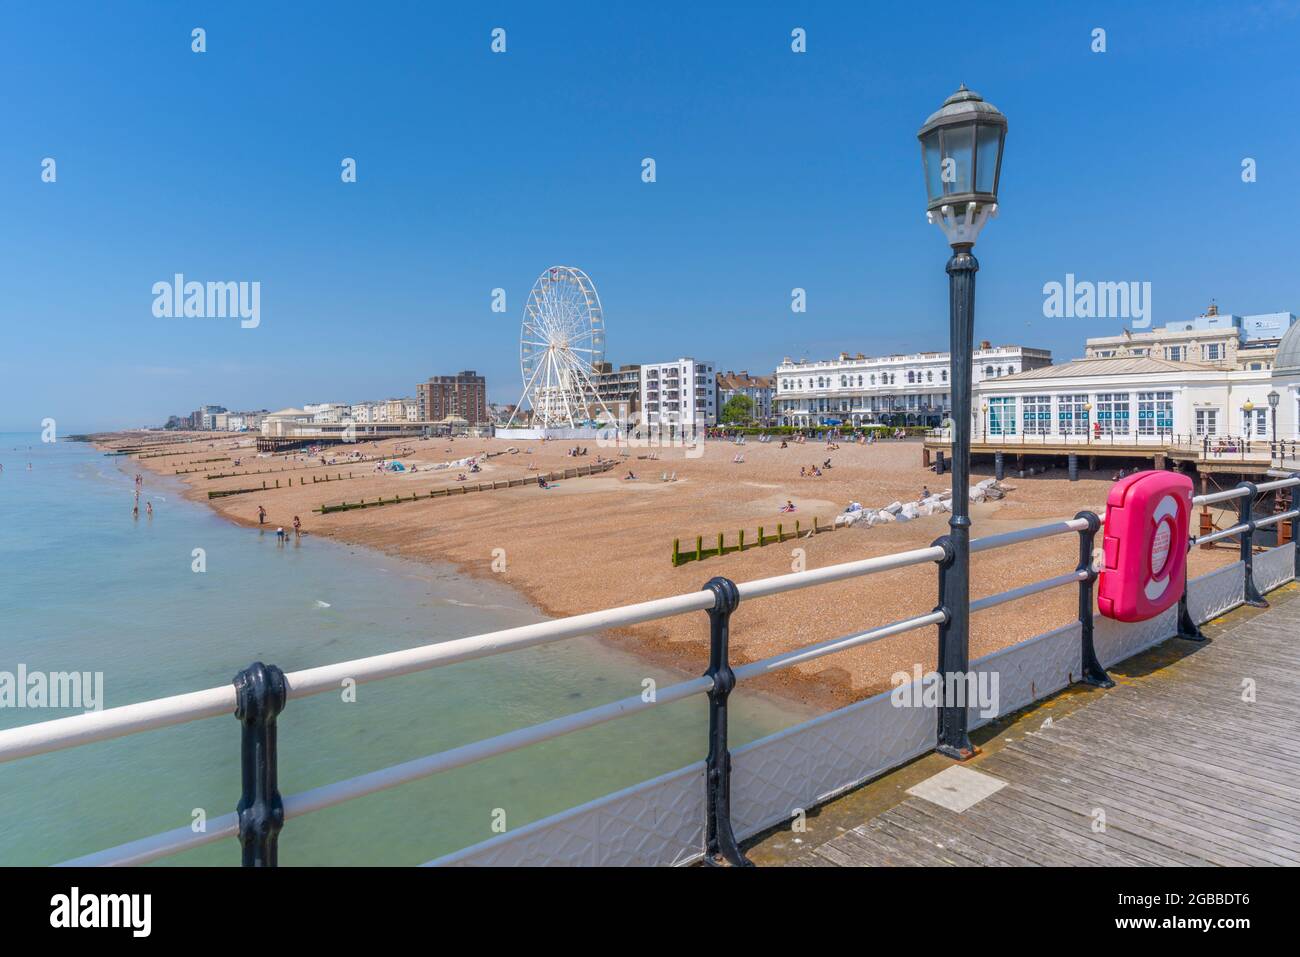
[932,534,974,758]
[1175,531,1206,641]
[1237,482,1269,608]
[234,661,288,867]
[701,577,751,867]
[1074,511,1112,686]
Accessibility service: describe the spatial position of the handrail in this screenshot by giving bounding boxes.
[15,501,1295,868]
[0,545,947,766]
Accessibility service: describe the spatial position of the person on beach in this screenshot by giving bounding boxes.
[780,500,796,513]
[258,505,267,525]
[920,486,930,500]
[146,501,153,516]
[293,515,301,536]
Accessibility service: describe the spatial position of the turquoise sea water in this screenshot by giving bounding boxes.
[0,434,812,865]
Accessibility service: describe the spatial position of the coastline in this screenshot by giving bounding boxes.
[95,430,1243,714]
[92,432,831,715]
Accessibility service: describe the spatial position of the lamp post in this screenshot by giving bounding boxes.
[1084,402,1092,445]
[918,84,1006,760]
[1268,390,1280,452]
[1242,399,1255,441]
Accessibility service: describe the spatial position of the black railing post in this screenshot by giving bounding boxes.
[1175,531,1206,641]
[1293,473,1300,580]
[1075,511,1112,686]
[933,534,974,758]
[701,576,751,867]
[1237,481,1269,608]
[234,661,288,867]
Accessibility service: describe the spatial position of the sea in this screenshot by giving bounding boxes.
[0,433,814,865]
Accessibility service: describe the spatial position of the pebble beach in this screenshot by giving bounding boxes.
[101,431,1242,712]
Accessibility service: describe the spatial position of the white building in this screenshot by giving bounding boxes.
[1084,305,1295,371]
[640,358,717,429]
[971,350,1300,442]
[774,344,1051,428]
[304,402,352,424]
[260,408,313,437]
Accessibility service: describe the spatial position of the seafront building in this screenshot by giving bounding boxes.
[639,357,718,429]
[591,362,642,422]
[971,307,1300,442]
[1083,304,1295,371]
[774,343,1050,428]
[417,370,488,426]
[717,370,774,424]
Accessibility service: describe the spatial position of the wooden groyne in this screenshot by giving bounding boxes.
[316,460,617,514]
[671,516,833,566]
[208,472,356,499]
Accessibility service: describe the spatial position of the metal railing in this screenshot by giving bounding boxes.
[925,430,1300,463]
[3,477,1297,868]
[1174,476,1300,638]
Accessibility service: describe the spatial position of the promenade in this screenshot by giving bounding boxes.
[757,585,1300,867]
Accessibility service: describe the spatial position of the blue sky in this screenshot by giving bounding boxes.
[3,0,1299,432]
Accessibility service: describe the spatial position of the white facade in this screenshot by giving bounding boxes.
[261,408,313,437]
[304,402,352,424]
[640,358,717,428]
[774,345,1050,427]
[972,356,1299,441]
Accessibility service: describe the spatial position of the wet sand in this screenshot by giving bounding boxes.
[99,431,1242,712]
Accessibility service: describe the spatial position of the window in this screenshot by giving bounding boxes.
[1057,394,1090,435]
[941,370,948,381]
[987,396,1017,436]
[1195,409,1218,437]
[907,371,916,383]
[840,375,847,388]
[1165,346,1185,361]
[926,370,933,382]
[1023,395,1052,434]
[1137,391,1174,436]
[1205,343,1224,361]
[1096,393,1131,435]
[870,374,876,385]
[985,366,994,377]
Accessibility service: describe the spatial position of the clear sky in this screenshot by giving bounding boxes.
[3,0,1299,432]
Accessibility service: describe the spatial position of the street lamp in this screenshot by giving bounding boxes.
[981,401,988,442]
[1084,402,1092,444]
[1268,390,1280,449]
[1242,399,1255,440]
[918,84,1006,760]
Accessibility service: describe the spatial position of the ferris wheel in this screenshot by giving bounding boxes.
[509,266,614,428]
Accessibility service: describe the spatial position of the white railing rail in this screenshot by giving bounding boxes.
[9,474,1298,867]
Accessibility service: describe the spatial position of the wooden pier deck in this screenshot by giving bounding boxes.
[769,586,1300,867]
